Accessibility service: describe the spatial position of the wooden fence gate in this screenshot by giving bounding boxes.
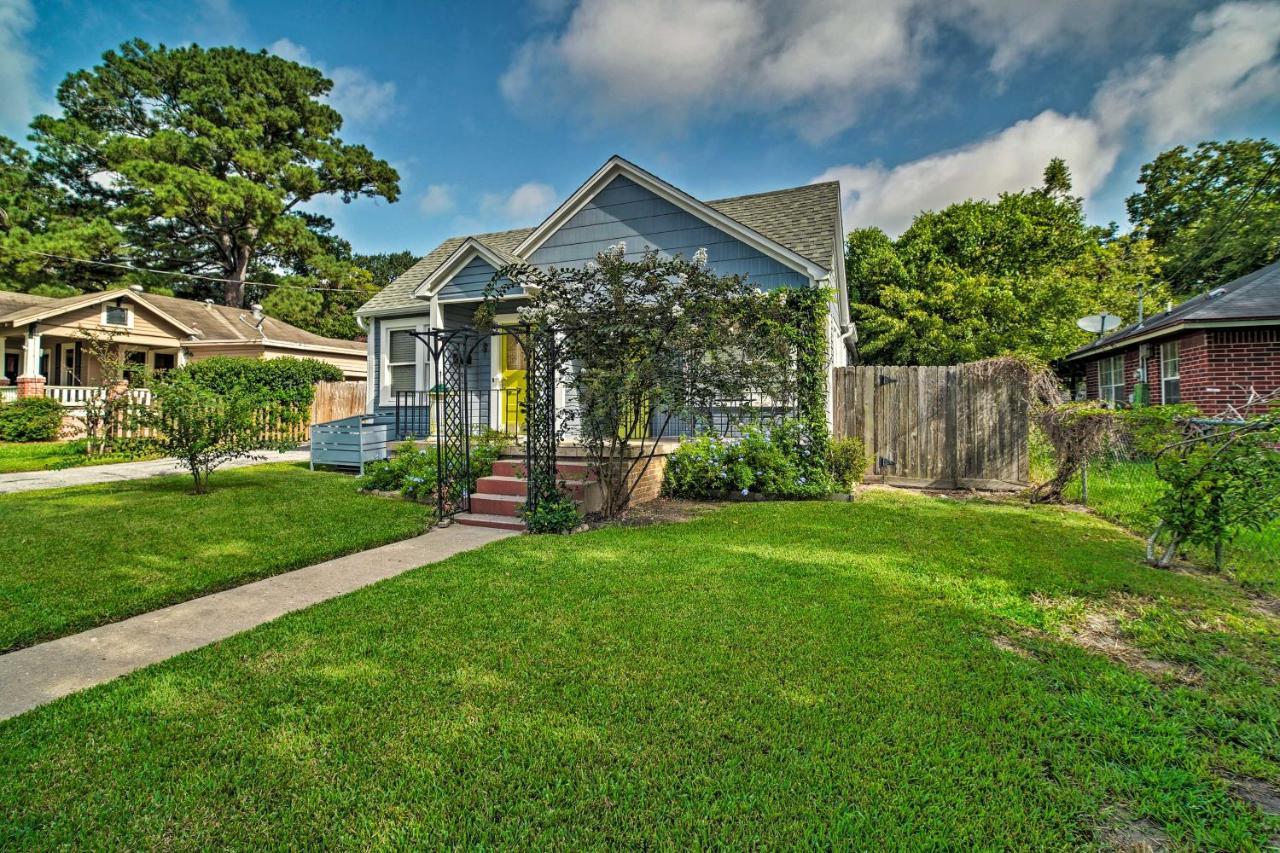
[832,364,1028,490]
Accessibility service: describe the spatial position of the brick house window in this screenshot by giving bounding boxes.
[1160,341,1180,404]
[1099,355,1125,405]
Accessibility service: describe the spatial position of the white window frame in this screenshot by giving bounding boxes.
[380,318,426,403]
[101,302,134,328]
[1160,341,1180,404]
[1098,355,1125,406]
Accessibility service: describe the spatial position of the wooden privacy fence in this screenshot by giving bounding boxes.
[311,381,367,425]
[832,364,1029,490]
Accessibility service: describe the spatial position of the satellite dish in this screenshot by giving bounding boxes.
[1076,313,1123,334]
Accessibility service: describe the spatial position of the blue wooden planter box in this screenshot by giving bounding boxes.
[310,414,393,474]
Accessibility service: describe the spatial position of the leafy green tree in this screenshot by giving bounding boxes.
[29,40,400,307]
[1126,139,1280,294]
[847,161,1167,364]
[0,135,122,295]
[353,250,419,288]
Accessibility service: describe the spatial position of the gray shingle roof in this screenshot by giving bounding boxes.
[358,180,842,316]
[358,228,532,315]
[1065,258,1280,360]
[0,289,363,352]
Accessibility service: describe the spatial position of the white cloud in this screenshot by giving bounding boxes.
[954,0,1191,75]
[0,0,39,137]
[501,0,1190,140]
[1091,1,1280,146]
[268,38,397,126]
[816,1,1280,236]
[418,184,456,216]
[817,111,1118,236]
[481,182,558,222]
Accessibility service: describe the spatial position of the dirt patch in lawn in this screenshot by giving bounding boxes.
[1096,810,1173,851]
[606,498,725,528]
[1033,594,1200,684]
[990,634,1035,659]
[1222,774,1280,817]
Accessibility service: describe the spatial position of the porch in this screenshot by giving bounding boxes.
[1,329,181,402]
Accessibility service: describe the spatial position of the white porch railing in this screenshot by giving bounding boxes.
[0,386,15,403]
[40,385,153,409]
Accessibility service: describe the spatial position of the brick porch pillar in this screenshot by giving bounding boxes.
[16,375,45,398]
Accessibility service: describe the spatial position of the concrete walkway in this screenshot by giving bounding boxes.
[0,449,311,494]
[0,524,515,720]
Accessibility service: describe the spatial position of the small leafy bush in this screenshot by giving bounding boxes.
[0,396,65,442]
[149,376,292,494]
[828,436,869,492]
[663,418,834,500]
[356,431,508,507]
[521,494,581,534]
[1148,412,1280,568]
[1118,403,1200,458]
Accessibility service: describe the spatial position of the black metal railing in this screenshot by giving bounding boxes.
[652,392,796,439]
[392,388,527,440]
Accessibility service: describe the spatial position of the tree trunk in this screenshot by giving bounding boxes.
[224,245,252,307]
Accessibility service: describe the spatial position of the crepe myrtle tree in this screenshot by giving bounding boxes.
[478,243,823,518]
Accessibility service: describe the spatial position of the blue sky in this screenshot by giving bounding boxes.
[4,0,1280,257]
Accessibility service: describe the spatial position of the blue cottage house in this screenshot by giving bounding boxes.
[354,156,853,439]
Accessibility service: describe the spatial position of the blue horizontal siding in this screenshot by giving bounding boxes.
[528,174,810,291]
[438,256,502,301]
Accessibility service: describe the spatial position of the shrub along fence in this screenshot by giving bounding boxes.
[832,363,1029,489]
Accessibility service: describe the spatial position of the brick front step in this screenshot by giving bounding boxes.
[474,475,591,499]
[491,459,597,481]
[469,493,525,517]
[454,512,526,531]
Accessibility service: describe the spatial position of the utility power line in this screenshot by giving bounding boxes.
[17,250,374,294]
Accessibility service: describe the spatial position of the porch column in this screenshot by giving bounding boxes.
[16,326,45,398]
[489,332,502,431]
[0,336,7,385]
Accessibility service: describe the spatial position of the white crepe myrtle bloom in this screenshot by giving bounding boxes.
[670,304,684,318]
[692,247,708,266]
[607,241,627,259]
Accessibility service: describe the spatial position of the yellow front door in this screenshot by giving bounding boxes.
[500,334,527,434]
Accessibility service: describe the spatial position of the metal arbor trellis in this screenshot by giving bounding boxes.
[408,325,562,521]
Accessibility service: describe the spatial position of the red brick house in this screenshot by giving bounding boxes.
[1063,259,1280,416]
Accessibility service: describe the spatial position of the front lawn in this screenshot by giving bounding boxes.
[0,441,162,474]
[0,463,431,651]
[2,491,1277,847]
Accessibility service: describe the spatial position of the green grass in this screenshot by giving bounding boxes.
[0,463,431,651]
[2,492,1277,847]
[0,441,161,474]
[1065,459,1280,596]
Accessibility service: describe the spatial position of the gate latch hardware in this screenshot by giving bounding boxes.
[877,374,898,386]
[878,456,896,468]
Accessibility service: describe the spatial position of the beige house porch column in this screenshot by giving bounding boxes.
[16,325,45,397]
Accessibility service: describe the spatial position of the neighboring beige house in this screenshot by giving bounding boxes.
[1,287,365,404]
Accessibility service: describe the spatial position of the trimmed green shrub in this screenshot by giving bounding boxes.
[167,356,343,406]
[663,418,834,501]
[828,436,869,492]
[0,396,65,442]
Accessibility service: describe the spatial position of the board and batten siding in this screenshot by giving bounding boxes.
[528,175,810,290]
